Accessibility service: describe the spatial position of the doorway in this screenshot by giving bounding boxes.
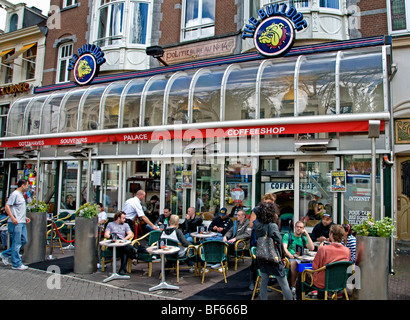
[397,157,410,241]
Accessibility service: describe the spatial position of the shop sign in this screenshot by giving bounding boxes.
[0,82,30,96]
[242,3,308,57]
[67,44,106,86]
[0,120,384,148]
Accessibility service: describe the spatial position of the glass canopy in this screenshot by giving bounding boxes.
[6,46,387,137]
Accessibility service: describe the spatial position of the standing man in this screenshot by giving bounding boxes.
[0,180,31,270]
[122,190,158,236]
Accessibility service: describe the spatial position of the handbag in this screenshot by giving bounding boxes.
[256,228,281,264]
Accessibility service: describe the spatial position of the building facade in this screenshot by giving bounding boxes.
[0,0,408,242]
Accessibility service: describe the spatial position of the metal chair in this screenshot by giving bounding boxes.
[301,261,353,300]
[230,239,249,270]
[128,230,162,276]
[162,239,198,282]
[198,240,228,284]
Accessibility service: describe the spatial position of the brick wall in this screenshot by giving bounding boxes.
[357,0,388,37]
[42,0,89,86]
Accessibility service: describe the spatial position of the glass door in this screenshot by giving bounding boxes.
[295,158,335,225]
[163,162,188,217]
[101,163,121,214]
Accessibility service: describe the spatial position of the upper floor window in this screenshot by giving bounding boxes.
[96,0,150,47]
[320,0,339,9]
[1,50,14,84]
[23,44,37,80]
[57,43,73,83]
[181,0,215,42]
[389,0,409,33]
[64,0,78,8]
[9,14,18,32]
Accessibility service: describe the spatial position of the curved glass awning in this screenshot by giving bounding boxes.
[1,44,389,148]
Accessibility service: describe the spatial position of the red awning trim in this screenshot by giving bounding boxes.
[0,120,385,148]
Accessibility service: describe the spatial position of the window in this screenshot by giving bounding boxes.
[129,1,149,44]
[390,0,408,32]
[2,50,14,84]
[64,0,78,8]
[0,105,9,138]
[182,0,215,41]
[9,14,18,32]
[23,44,36,80]
[57,43,73,83]
[97,0,125,47]
[320,0,339,9]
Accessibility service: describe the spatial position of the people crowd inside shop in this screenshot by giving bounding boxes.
[65,194,76,210]
[146,195,160,223]
[104,210,137,275]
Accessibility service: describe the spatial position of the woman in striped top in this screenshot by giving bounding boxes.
[342,224,356,263]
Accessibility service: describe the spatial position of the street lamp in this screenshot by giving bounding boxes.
[146,46,168,66]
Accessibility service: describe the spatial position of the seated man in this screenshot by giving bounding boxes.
[310,213,334,242]
[207,207,233,241]
[296,224,351,299]
[104,211,137,275]
[179,207,203,243]
[282,220,314,297]
[155,207,172,228]
[223,209,251,253]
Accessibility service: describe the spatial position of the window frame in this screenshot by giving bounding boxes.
[1,49,14,84]
[23,44,37,80]
[63,0,78,9]
[180,0,216,42]
[56,42,73,84]
[388,0,410,34]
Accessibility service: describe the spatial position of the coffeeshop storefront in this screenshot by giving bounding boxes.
[0,36,393,226]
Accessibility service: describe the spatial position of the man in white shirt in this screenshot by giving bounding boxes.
[96,202,107,225]
[122,190,157,235]
[1,180,30,270]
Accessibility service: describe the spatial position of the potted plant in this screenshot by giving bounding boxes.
[23,198,48,264]
[74,203,99,274]
[352,214,395,300]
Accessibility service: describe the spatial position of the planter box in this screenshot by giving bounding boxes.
[74,216,98,274]
[23,211,47,264]
[356,235,390,300]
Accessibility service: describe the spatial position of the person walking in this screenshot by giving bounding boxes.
[0,180,31,270]
[254,201,293,300]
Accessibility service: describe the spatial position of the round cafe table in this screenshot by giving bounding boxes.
[190,231,217,243]
[99,239,131,283]
[62,221,75,250]
[146,246,180,291]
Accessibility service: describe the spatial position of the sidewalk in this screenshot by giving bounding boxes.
[0,245,408,301]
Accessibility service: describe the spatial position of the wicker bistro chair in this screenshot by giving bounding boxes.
[162,239,198,283]
[301,261,353,300]
[250,246,290,300]
[128,230,162,276]
[198,240,229,284]
[230,239,248,271]
[46,220,65,254]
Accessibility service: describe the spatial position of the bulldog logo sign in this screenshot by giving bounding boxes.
[242,3,308,57]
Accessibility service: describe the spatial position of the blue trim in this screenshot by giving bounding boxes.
[34,36,390,94]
